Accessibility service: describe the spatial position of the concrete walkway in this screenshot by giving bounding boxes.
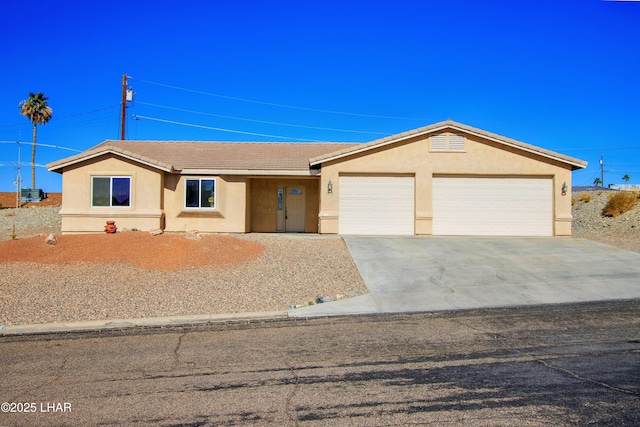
[290,237,640,317]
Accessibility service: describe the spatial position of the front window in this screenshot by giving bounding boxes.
[92,176,130,207]
[186,178,216,208]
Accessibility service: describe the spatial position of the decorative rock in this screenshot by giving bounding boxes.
[185,230,201,240]
[344,290,365,297]
[316,295,338,304]
[44,234,57,245]
[149,228,164,236]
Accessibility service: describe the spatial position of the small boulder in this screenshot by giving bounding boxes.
[185,230,201,240]
[149,228,164,236]
[44,234,57,245]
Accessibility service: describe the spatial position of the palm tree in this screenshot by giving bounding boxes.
[19,92,53,191]
[593,177,602,187]
[622,174,630,185]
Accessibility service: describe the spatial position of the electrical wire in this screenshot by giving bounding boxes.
[136,101,387,135]
[132,115,319,141]
[555,146,640,152]
[0,141,81,152]
[0,104,120,128]
[128,76,430,121]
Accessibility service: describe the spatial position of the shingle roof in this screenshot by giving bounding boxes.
[47,140,360,174]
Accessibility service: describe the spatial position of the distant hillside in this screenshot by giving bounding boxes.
[572,189,639,252]
[0,192,62,208]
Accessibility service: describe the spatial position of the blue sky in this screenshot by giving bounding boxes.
[0,0,638,193]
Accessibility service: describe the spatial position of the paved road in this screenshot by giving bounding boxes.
[1,301,639,426]
[292,237,640,317]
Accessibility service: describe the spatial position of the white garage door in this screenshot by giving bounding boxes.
[339,175,415,235]
[432,177,553,236]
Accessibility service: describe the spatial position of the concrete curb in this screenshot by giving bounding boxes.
[0,311,289,336]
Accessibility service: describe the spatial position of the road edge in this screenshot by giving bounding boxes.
[0,311,289,336]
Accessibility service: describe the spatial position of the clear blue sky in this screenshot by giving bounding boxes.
[1,0,638,193]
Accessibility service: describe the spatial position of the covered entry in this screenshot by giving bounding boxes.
[249,178,319,233]
[338,175,415,235]
[432,176,553,236]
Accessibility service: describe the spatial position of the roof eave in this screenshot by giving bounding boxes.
[46,147,174,173]
[310,120,588,170]
[180,168,319,176]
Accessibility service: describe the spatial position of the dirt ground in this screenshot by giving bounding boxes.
[0,232,265,271]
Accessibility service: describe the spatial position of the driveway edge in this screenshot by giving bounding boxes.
[0,311,289,336]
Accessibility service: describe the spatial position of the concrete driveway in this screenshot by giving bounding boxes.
[290,237,640,317]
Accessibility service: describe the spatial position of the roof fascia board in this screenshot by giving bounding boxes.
[47,148,173,173]
[309,126,448,166]
[180,169,320,176]
[459,128,587,169]
[311,122,587,170]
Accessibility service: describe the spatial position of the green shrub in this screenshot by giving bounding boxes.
[602,192,638,217]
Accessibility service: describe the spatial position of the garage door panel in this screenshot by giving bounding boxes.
[433,177,553,236]
[339,176,414,235]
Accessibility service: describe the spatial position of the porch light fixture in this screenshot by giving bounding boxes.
[327,180,333,194]
[562,182,567,196]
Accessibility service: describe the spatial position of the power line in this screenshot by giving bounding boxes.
[0,104,120,128]
[0,161,47,168]
[0,141,81,152]
[136,101,388,136]
[132,115,318,141]
[128,76,430,121]
[556,146,640,152]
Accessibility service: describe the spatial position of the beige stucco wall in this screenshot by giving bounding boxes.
[162,175,248,233]
[58,155,163,233]
[318,132,574,236]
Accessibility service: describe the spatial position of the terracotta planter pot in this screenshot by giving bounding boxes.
[104,221,117,234]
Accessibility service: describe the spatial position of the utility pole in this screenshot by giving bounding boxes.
[15,140,21,208]
[120,74,127,140]
[120,74,135,140]
[600,155,605,188]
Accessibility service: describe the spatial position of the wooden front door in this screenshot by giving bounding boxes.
[285,187,305,232]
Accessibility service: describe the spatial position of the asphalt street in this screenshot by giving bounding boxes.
[1,300,639,426]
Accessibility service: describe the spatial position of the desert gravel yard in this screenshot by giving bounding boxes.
[0,230,366,326]
[0,188,637,326]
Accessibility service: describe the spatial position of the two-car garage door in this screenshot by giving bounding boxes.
[432,177,553,236]
[338,175,553,236]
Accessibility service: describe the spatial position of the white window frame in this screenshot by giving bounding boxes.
[91,176,131,208]
[184,178,217,209]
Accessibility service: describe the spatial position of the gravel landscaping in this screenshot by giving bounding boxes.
[0,207,366,326]
[0,188,637,326]
[572,189,640,253]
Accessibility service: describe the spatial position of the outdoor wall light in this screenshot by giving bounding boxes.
[562,182,567,196]
[327,180,333,194]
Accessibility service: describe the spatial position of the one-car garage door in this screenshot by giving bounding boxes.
[432,177,553,236]
[339,175,415,235]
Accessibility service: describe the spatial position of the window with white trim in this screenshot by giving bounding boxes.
[185,178,216,209]
[92,176,131,207]
[430,134,465,152]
